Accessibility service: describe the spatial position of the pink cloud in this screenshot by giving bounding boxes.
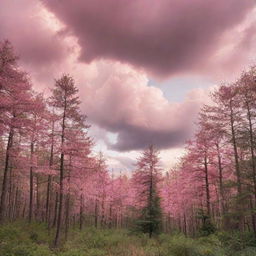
[0,0,67,67]
[41,0,255,77]
[81,63,210,151]
[0,0,247,152]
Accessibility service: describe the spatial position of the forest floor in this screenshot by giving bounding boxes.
[0,222,256,256]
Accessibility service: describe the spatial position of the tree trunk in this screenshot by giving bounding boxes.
[95,199,98,228]
[8,167,13,220]
[79,194,84,230]
[216,143,226,227]
[204,154,211,217]
[229,100,243,230]
[245,100,256,237]
[149,162,153,238]
[108,204,112,229]
[183,213,187,236]
[0,128,13,223]
[54,95,67,247]
[65,194,70,241]
[46,175,52,224]
[52,192,58,228]
[230,101,242,195]
[36,176,40,221]
[46,118,54,223]
[29,142,34,223]
[54,152,64,247]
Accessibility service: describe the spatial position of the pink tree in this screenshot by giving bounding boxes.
[25,93,47,222]
[0,41,33,223]
[50,74,89,246]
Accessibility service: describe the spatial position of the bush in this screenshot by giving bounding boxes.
[1,221,256,256]
[0,222,53,256]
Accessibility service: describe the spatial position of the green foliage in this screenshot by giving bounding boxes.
[156,234,226,256]
[196,209,216,236]
[136,193,162,237]
[1,222,256,256]
[0,222,54,256]
[199,220,216,237]
[215,231,256,252]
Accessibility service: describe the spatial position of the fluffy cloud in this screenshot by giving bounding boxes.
[81,63,210,151]
[40,0,255,77]
[0,0,68,67]
[0,0,246,156]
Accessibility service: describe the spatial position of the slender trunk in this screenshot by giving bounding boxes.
[46,118,54,223]
[204,154,211,217]
[178,214,182,233]
[0,128,14,223]
[52,192,58,228]
[29,169,33,222]
[108,204,112,229]
[249,195,256,237]
[229,100,243,230]
[100,196,105,228]
[245,101,256,233]
[36,176,40,221]
[183,213,187,236]
[95,199,98,228]
[8,167,13,220]
[29,142,34,223]
[46,175,52,223]
[64,194,70,240]
[12,188,19,221]
[79,194,84,230]
[22,200,27,219]
[120,209,123,228]
[168,213,171,233]
[54,97,66,247]
[65,157,72,240]
[54,153,64,246]
[230,101,242,194]
[216,143,225,219]
[149,162,153,238]
[0,128,13,223]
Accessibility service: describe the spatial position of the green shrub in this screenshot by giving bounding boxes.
[1,221,256,256]
[233,247,256,256]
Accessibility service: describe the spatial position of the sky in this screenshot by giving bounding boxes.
[1,0,256,173]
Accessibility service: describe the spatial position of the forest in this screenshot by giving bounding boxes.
[1,39,256,256]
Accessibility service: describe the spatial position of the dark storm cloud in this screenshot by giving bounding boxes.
[109,126,190,151]
[41,0,254,77]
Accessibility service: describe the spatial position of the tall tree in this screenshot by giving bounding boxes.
[0,41,32,223]
[212,85,245,229]
[133,145,162,238]
[27,93,46,223]
[50,74,88,247]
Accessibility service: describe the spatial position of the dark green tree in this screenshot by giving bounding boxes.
[133,145,162,238]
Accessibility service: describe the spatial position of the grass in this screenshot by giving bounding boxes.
[0,221,256,256]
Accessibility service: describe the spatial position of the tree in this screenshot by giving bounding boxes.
[50,74,88,247]
[0,40,33,223]
[132,145,162,238]
[26,93,47,223]
[211,85,245,229]
[237,67,256,236]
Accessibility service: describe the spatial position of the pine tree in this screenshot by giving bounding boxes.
[0,40,33,223]
[133,145,162,238]
[50,74,88,247]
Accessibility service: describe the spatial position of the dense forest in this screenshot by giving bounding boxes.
[2,40,256,256]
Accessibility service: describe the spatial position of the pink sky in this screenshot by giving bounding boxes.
[1,0,256,171]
